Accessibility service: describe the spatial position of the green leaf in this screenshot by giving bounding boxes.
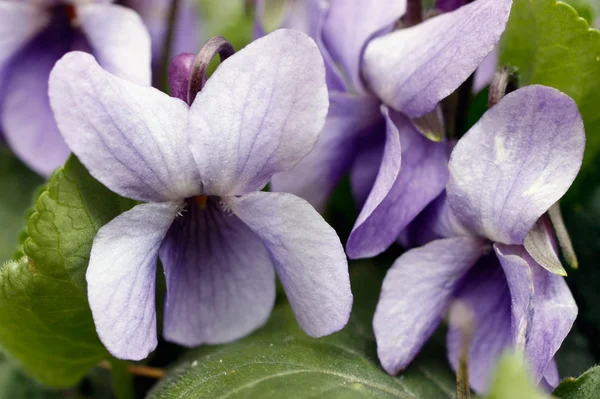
[0,353,63,399]
[554,365,600,398]
[562,0,596,23]
[499,0,600,175]
[0,148,43,262]
[149,263,458,399]
[0,156,135,387]
[484,353,547,399]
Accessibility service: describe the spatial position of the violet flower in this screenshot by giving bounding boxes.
[256,0,513,260]
[0,0,200,176]
[48,29,353,360]
[373,85,583,393]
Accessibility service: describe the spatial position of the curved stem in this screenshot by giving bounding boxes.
[488,66,518,108]
[187,37,235,104]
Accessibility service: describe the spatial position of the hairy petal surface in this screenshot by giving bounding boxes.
[77,3,151,85]
[49,52,200,202]
[321,0,406,92]
[2,17,71,176]
[228,191,352,337]
[270,92,382,212]
[87,202,181,360]
[189,29,328,196]
[347,110,449,259]
[159,197,276,346]
[448,86,585,245]
[374,237,486,375]
[363,0,512,117]
[447,255,512,393]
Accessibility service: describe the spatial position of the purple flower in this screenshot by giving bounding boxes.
[373,85,584,393]
[256,0,513,260]
[48,30,353,360]
[0,0,201,176]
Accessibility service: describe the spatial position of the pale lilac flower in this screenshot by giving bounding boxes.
[48,30,353,360]
[0,0,200,176]
[256,0,513,260]
[373,85,584,393]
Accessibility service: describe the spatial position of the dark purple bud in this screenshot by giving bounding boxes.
[436,0,467,13]
[168,53,195,102]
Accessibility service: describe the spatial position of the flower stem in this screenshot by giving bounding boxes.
[108,358,135,399]
[187,36,235,104]
[488,66,518,108]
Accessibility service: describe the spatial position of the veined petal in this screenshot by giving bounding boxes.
[347,110,449,259]
[49,52,200,202]
[77,3,151,85]
[447,254,512,393]
[227,191,352,337]
[270,92,383,212]
[321,0,406,92]
[159,197,276,346]
[87,202,181,360]
[363,0,512,117]
[494,244,576,386]
[2,17,71,176]
[189,29,328,196]
[0,2,49,77]
[374,236,486,375]
[448,86,585,245]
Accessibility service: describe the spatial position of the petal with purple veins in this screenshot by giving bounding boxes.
[188,29,328,197]
[270,92,383,212]
[77,3,151,85]
[363,0,512,117]
[87,201,181,360]
[448,86,585,245]
[347,110,449,259]
[49,52,200,202]
[227,191,352,338]
[159,197,276,346]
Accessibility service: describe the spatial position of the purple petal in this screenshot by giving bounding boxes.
[494,244,576,386]
[227,191,352,337]
[374,236,486,375]
[49,52,200,202]
[87,202,181,360]
[2,17,71,176]
[347,110,449,259]
[540,359,559,393]
[362,0,512,117]
[321,0,406,92]
[77,3,151,85]
[188,29,328,197]
[447,254,512,393]
[436,0,466,12]
[159,197,275,346]
[0,2,49,76]
[473,45,498,93]
[350,133,385,210]
[448,86,585,245]
[168,52,194,102]
[270,92,383,212]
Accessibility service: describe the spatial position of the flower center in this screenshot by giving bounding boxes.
[194,195,209,209]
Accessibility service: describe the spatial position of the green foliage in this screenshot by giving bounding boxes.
[148,263,458,399]
[554,365,600,398]
[0,148,43,262]
[562,0,596,23]
[484,353,547,399]
[0,156,135,387]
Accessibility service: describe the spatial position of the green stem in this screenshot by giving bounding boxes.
[109,358,135,399]
[160,0,182,91]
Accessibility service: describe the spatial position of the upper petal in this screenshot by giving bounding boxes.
[321,0,406,92]
[159,197,276,346]
[363,0,512,117]
[87,202,180,360]
[448,85,585,245]
[374,236,486,375]
[188,29,328,196]
[446,254,512,393]
[347,110,449,259]
[270,92,383,212]
[0,2,49,76]
[49,51,200,202]
[227,191,352,337]
[77,3,151,85]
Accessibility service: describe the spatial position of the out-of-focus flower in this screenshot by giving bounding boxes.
[48,30,353,360]
[255,0,513,260]
[373,85,584,393]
